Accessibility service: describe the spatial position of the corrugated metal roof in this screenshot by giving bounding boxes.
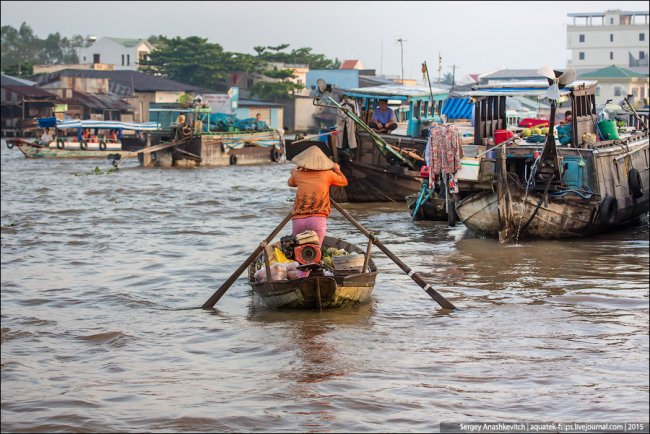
[344,84,448,100]
[1,74,37,86]
[481,69,545,79]
[68,91,133,110]
[340,60,361,70]
[441,97,473,120]
[579,65,648,79]
[106,37,147,48]
[1,85,57,99]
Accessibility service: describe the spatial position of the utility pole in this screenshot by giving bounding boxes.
[396,37,407,84]
[380,39,383,76]
[450,64,459,92]
[437,52,442,84]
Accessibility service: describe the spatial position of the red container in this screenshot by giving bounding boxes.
[518,118,549,128]
[419,165,430,179]
[493,129,514,145]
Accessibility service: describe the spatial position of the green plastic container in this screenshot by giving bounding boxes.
[597,120,620,140]
[556,124,573,145]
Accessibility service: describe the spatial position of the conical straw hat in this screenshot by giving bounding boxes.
[291,145,334,170]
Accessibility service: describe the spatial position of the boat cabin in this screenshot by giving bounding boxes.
[464,80,649,197]
[36,117,158,151]
[466,80,599,148]
[343,84,448,138]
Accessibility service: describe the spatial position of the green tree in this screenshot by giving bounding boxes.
[250,80,303,101]
[146,34,167,50]
[1,22,41,76]
[250,66,303,101]
[39,32,65,64]
[140,36,260,89]
[247,44,336,101]
[442,72,454,85]
[255,44,339,69]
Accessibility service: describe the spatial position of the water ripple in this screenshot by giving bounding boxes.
[1,144,648,432]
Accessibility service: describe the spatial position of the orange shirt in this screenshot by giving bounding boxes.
[288,168,348,218]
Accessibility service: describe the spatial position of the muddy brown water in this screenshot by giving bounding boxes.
[1,143,648,432]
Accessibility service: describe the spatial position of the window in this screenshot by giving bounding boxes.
[579,52,585,60]
[579,34,585,42]
[121,54,125,66]
[247,78,254,88]
[640,51,646,60]
[614,87,623,97]
[93,53,100,64]
[610,52,614,60]
[610,18,614,24]
[640,33,646,41]
[595,87,601,96]
[83,56,86,62]
[610,34,614,42]
[127,54,130,66]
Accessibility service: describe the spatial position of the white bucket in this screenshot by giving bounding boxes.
[456,157,481,181]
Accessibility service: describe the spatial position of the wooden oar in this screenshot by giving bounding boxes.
[330,199,456,310]
[202,212,293,309]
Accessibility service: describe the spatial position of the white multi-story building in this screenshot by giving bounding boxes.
[78,37,154,71]
[566,9,649,72]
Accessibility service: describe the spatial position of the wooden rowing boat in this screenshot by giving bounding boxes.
[247,236,377,310]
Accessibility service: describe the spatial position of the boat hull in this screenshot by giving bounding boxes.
[457,132,649,240]
[145,130,283,167]
[405,192,448,221]
[8,139,136,159]
[250,273,377,309]
[457,183,649,239]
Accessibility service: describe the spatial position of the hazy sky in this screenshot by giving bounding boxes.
[2,1,648,81]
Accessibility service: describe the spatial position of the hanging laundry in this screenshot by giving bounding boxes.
[336,97,358,150]
[427,124,464,175]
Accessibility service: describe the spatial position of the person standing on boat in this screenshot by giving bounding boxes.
[336,95,358,154]
[40,128,53,144]
[370,99,398,133]
[288,146,348,247]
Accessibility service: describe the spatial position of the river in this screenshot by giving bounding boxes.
[1,143,648,432]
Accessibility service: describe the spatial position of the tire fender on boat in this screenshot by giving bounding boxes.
[57,139,65,149]
[447,197,458,227]
[598,195,618,225]
[99,140,107,151]
[79,140,87,150]
[628,168,643,199]
[271,147,282,162]
[6,141,14,149]
[229,154,238,166]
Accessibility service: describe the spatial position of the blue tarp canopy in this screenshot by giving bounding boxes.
[37,118,160,131]
[441,97,473,120]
